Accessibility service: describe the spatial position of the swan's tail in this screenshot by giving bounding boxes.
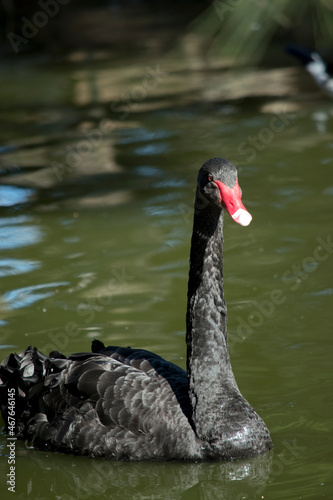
[0,346,67,438]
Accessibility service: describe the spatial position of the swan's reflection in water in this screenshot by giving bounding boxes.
[15,447,272,499]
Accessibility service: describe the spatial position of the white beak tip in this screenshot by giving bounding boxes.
[231,208,252,226]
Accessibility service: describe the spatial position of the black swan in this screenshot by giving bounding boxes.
[287,43,333,98]
[0,158,272,460]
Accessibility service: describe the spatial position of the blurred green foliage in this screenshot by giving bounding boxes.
[189,0,333,64]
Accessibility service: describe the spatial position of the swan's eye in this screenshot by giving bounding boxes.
[208,175,213,182]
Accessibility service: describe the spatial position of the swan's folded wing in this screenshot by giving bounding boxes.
[2,348,198,459]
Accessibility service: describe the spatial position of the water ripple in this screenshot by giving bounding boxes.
[0,185,35,207]
[117,127,175,145]
[1,282,69,310]
[0,216,43,250]
[0,258,41,277]
[135,143,169,156]
[307,288,333,296]
[135,165,163,177]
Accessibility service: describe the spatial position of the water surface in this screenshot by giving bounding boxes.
[0,49,332,499]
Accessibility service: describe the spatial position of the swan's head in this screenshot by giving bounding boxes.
[197,157,252,226]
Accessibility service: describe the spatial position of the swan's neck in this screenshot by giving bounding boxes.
[186,194,237,439]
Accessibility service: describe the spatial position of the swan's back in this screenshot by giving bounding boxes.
[0,341,201,460]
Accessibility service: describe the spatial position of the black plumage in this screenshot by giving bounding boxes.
[0,158,272,460]
[287,43,333,97]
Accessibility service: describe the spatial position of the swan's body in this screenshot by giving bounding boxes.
[0,158,272,460]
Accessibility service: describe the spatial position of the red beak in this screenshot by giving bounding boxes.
[214,180,252,226]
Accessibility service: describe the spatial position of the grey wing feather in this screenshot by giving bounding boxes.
[0,344,201,460]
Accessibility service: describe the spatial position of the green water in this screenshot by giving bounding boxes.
[0,50,332,499]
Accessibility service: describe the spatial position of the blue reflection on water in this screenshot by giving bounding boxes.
[2,282,69,310]
[117,127,175,145]
[0,258,41,277]
[0,185,35,207]
[307,288,333,296]
[135,143,169,155]
[0,215,43,249]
